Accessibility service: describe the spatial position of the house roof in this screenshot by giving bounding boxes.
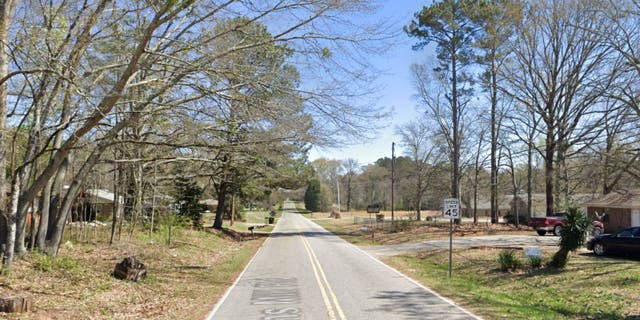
[85,189,123,204]
[199,199,219,207]
[582,189,640,209]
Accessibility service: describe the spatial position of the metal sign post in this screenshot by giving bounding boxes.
[443,198,459,278]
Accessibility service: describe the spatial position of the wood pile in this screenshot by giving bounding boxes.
[0,297,32,313]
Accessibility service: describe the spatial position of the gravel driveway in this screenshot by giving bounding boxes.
[362,235,560,258]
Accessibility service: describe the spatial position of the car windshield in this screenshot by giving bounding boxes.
[617,230,633,237]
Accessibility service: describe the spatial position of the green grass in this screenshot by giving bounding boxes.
[32,253,81,272]
[223,221,275,233]
[385,249,640,319]
[220,209,280,233]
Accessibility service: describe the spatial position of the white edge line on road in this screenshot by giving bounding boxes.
[204,234,271,320]
[304,216,484,320]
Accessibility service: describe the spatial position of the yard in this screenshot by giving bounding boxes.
[0,224,264,319]
[386,248,640,319]
[317,214,640,319]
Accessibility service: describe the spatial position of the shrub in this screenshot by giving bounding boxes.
[56,256,79,270]
[33,253,79,272]
[504,212,529,226]
[549,206,590,268]
[527,256,543,269]
[497,250,522,272]
[33,254,53,272]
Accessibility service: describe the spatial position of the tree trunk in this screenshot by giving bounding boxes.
[473,131,483,224]
[129,160,144,236]
[213,181,228,229]
[451,53,459,201]
[346,175,352,212]
[0,0,17,268]
[15,76,48,255]
[15,170,32,256]
[38,181,53,250]
[490,57,499,224]
[28,201,37,250]
[416,173,422,221]
[2,177,19,268]
[47,144,106,256]
[527,139,533,218]
[545,125,555,216]
[150,155,157,235]
[110,161,121,246]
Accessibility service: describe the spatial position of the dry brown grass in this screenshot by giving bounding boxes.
[0,227,264,320]
[314,214,532,246]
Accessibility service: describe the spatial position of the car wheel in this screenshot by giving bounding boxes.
[593,242,606,256]
[554,225,562,236]
[592,227,603,237]
[536,230,547,236]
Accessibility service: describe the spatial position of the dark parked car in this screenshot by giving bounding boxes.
[587,227,640,257]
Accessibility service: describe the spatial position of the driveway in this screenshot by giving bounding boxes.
[362,235,560,258]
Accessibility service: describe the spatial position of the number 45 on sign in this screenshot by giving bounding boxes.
[443,198,459,219]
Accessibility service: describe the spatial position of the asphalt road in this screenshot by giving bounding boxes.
[207,201,481,320]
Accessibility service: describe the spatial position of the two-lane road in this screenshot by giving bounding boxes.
[208,201,481,320]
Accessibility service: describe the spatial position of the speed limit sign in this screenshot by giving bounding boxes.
[443,198,459,219]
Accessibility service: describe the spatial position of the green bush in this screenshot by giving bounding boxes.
[549,206,590,268]
[33,253,53,272]
[527,256,542,269]
[497,250,522,272]
[32,254,78,272]
[56,256,78,270]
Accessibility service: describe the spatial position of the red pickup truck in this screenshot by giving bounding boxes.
[528,212,604,236]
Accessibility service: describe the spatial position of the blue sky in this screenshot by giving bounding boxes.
[308,1,430,166]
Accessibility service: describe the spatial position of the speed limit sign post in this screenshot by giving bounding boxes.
[442,198,459,278]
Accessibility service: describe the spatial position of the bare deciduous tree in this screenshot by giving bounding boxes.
[503,0,614,215]
[396,120,444,220]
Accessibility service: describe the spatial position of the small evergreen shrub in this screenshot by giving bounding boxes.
[33,254,53,272]
[497,250,522,272]
[33,253,79,272]
[55,256,79,270]
[527,256,542,269]
[549,206,590,268]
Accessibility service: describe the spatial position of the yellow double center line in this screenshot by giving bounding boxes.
[300,233,347,320]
